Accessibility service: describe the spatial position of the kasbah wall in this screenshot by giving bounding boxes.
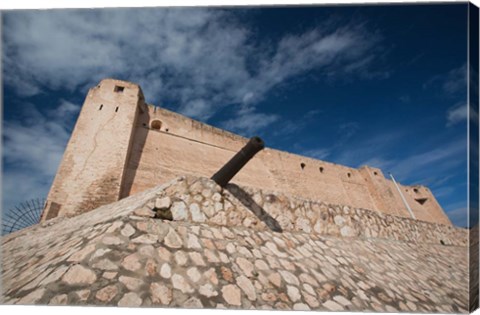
[41,79,452,226]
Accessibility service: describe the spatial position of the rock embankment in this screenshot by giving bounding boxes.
[1,176,469,313]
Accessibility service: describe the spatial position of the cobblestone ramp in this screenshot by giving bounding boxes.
[1,177,469,313]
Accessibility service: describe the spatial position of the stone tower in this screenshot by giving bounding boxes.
[41,79,144,220]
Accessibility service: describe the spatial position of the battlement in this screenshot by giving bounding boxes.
[41,79,452,226]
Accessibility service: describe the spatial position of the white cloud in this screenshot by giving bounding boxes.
[221,106,280,134]
[348,135,467,226]
[446,103,467,126]
[443,64,467,94]
[178,99,215,121]
[432,186,455,198]
[3,108,71,175]
[2,101,79,214]
[387,139,466,182]
[358,157,394,171]
[335,130,408,167]
[2,170,51,218]
[3,8,380,123]
[270,109,322,139]
[335,128,466,187]
[337,122,359,143]
[296,121,359,163]
[55,100,80,117]
[423,64,467,96]
[300,148,331,160]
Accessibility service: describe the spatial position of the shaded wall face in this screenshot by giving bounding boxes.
[122,106,451,225]
[42,80,141,220]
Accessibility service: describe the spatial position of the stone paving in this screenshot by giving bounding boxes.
[1,176,470,313]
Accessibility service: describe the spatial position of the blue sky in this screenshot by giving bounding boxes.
[1,4,471,226]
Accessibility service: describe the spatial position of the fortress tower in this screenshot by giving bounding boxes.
[41,79,145,220]
[41,79,452,225]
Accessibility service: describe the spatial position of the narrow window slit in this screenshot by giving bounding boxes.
[114,85,124,93]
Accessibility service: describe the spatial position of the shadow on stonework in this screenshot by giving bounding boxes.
[225,184,283,233]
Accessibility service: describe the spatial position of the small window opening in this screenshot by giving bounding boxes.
[373,171,378,176]
[99,104,103,111]
[300,163,306,170]
[151,120,162,130]
[413,188,419,193]
[347,172,351,178]
[440,240,445,245]
[115,107,119,112]
[114,85,125,93]
[142,123,147,127]
[414,198,428,205]
[319,166,324,173]
[165,128,169,132]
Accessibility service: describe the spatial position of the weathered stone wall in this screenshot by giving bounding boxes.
[42,79,145,220]
[43,78,452,226]
[122,102,451,225]
[137,177,467,247]
[2,176,468,312]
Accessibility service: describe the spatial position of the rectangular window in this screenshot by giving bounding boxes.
[114,85,125,93]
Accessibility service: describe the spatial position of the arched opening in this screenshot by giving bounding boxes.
[319,166,324,173]
[347,172,351,178]
[151,120,162,130]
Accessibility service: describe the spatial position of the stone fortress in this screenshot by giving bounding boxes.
[1,79,472,312]
[42,79,451,225]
